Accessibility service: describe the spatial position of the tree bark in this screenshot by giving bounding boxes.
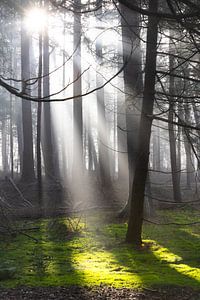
[10,91,14,178]
[96,5,111,186]
[73,0,83,178]
[152,120,160,171]
[42,14,56,180]
[126,0,159,246]
[1,117,8,175]
[37,29,43,204]
[183,98,194,189]
[168,48,182,202]
[21,0,35,182]
[192,101,200,171]
[16,103,23,176]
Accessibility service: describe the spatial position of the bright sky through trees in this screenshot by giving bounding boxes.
[24,7,47,33]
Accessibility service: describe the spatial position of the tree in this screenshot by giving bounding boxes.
[72,0,83,178]
[168,36,182,202]
[183,75,194,189]
[36,22,43,203]
[152,121,160,171]
[20,0,35,182]
[126,0,159,246]
[96,2,111,187]
[42,3,56,181]
[118,0,142,216]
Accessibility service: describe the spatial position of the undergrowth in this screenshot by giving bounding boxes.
[0,208,199,289]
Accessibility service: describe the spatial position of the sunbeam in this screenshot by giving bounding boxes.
[24,7,47,33]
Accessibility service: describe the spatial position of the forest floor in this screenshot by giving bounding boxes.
[0,285,200,299]
[0,208,200,299]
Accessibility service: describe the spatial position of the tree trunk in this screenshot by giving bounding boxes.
[117,90,128,182]
[16,104,23,176]
[21,1,35,182]
[168,48,182,202]
[192,101,200,171]
[152,120,160,171]
[37,30,43,204]
[42,15,56,180]
[176,102,182,187]
[96,8,111,186]
[126,0,158,246]
[10,93,14,178]
[73,0,83,177]
[1,118,8,175]
[9,39,14,178]
[183,100,194,189]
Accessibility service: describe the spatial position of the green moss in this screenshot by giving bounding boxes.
[0,210,199,289]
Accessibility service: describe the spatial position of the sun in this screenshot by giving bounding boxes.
[24,8,47,33]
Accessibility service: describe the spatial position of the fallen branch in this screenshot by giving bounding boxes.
[6,177,33,207]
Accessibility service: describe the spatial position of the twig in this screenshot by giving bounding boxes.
[6,177,33,207]
[18,230,39,242]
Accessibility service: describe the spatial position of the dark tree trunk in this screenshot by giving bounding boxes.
[42,20,56,180]
[21,2,35,182]
[152,121,160,171]
[73,0,83,177]
[117,92,128,182]
[126,0,158,246]
[183,101,194,189]
[192,102,200,169]
[1,118,8,175]
[96,8,111,186]
[10,92,14,178]
[144,170,154,218]
[37,30,43,204]
[16,104,23,175]
[177,102,182,187]
[168,49,182,202]
[9,39,14,178]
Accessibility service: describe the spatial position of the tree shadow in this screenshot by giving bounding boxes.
[143,222,200,269]
[25,215,200,289]
[0,218,88,289]
[1,214,199,291]
[29,218,87,287]
[105,240,200,288]
[95,220,200,288]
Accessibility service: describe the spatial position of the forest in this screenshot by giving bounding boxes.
[0,0,200,299]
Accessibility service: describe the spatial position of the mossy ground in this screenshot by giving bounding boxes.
[0,208,199,289]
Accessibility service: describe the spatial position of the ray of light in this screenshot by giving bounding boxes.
[24,7,47,33]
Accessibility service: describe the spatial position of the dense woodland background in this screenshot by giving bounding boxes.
[0,0,200,247]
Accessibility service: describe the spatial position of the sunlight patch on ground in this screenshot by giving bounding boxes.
[153,246,183,263]
[153,243,200,284]
[169,263,200,283]
[73,250,143,287]
[0,210,200,289]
